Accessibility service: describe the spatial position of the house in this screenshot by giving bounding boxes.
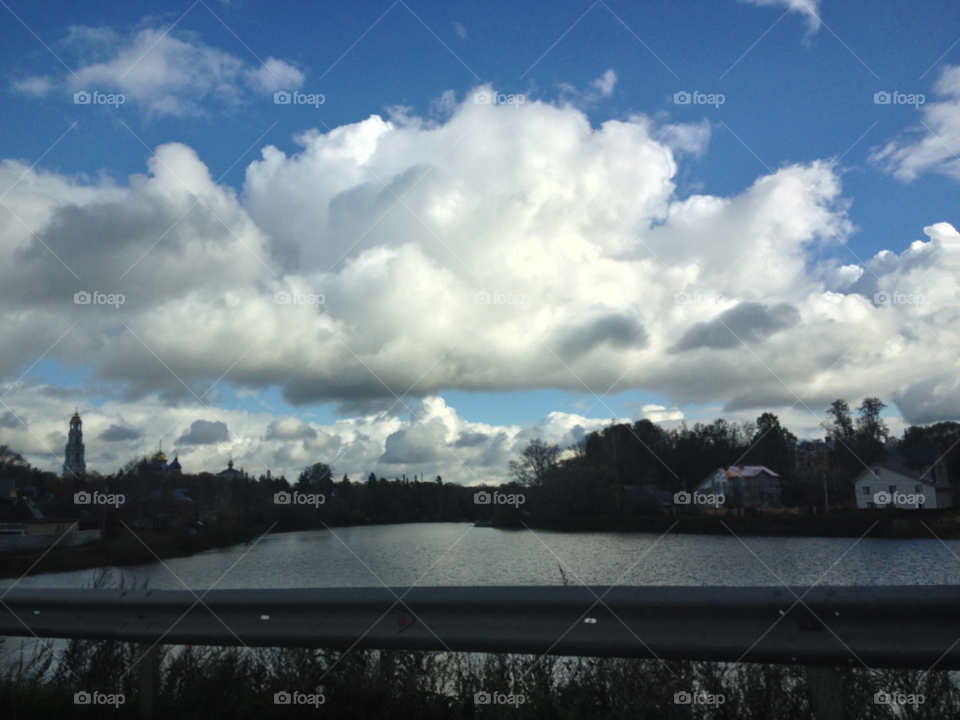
[797,436,836,471]
[852,445,953,509]
[694,466,783,508]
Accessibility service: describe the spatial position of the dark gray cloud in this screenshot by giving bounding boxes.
[893,376,960,425]
[671,302,800,352]
[99,424,142,442]
[454,430,490,448]
[176,419,230,445]
[553,311,647,361]
[0,411,21,428]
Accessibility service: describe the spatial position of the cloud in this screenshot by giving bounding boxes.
[592,69,617,97]
[0,87,958,443]
[99,424,142,442]
[176,420,230,446]
[13,76,54,97]
[245,57,305,95]
[0,385,631,484]
[894,375,960,426]
[13,26,303,117]
[739,0,821,33]
[671,302,801,352]
[559,69,618,108]
[0,411,21,429]
[453,22,467,40]
[264,417,318,441]
[551,309,648,361]
[870,66,960,182]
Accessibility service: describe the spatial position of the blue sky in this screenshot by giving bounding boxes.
[1,0,959,482]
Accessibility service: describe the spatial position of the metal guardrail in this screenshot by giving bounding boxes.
[3,585,960,670]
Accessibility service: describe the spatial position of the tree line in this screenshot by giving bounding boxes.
[1,398,959,535]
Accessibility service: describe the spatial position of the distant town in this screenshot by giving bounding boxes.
[1,396,959,567]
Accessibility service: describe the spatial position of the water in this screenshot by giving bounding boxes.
[2,523,959,591]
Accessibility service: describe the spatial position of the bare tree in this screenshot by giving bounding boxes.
[509,439,560,488]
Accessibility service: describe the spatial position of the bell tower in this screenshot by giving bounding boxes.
[62,409,86,478]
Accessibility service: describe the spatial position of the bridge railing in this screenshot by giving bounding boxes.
[3,585,958,718]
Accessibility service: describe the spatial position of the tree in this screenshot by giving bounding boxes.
[0,445,29,471]
[825,400,855,443]
[568,438,588,460]
[856,397,889,464]
[297,462,334,494]
[825,398,889,474]
[509,439,560,488]
[748,413,798,473]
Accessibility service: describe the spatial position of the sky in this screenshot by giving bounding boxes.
[1,0,959,485]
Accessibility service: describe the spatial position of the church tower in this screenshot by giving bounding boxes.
[62,409,86,478]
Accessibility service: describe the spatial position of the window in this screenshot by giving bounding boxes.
[888,485,896,494]
[874,468,880,476]
[862,486,871,495]
[915,485,922,493]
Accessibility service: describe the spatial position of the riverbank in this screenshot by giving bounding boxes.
[506,511,960,539]
[0,526,268,580]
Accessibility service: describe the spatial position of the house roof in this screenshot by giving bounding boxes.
[724,466,780,478]
[884,445,942,466]
[855,463,952,490]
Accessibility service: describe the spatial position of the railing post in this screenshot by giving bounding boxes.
[805,666,844,720]
[138,643,160,720]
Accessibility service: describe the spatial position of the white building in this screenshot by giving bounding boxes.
[853,463,953,509]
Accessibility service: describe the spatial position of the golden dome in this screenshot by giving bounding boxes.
[151,443,167,464]
[71,409,81,423]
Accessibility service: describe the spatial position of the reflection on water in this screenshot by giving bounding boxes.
[2,523,959,591]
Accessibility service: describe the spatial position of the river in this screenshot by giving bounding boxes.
[2,523,959,590]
